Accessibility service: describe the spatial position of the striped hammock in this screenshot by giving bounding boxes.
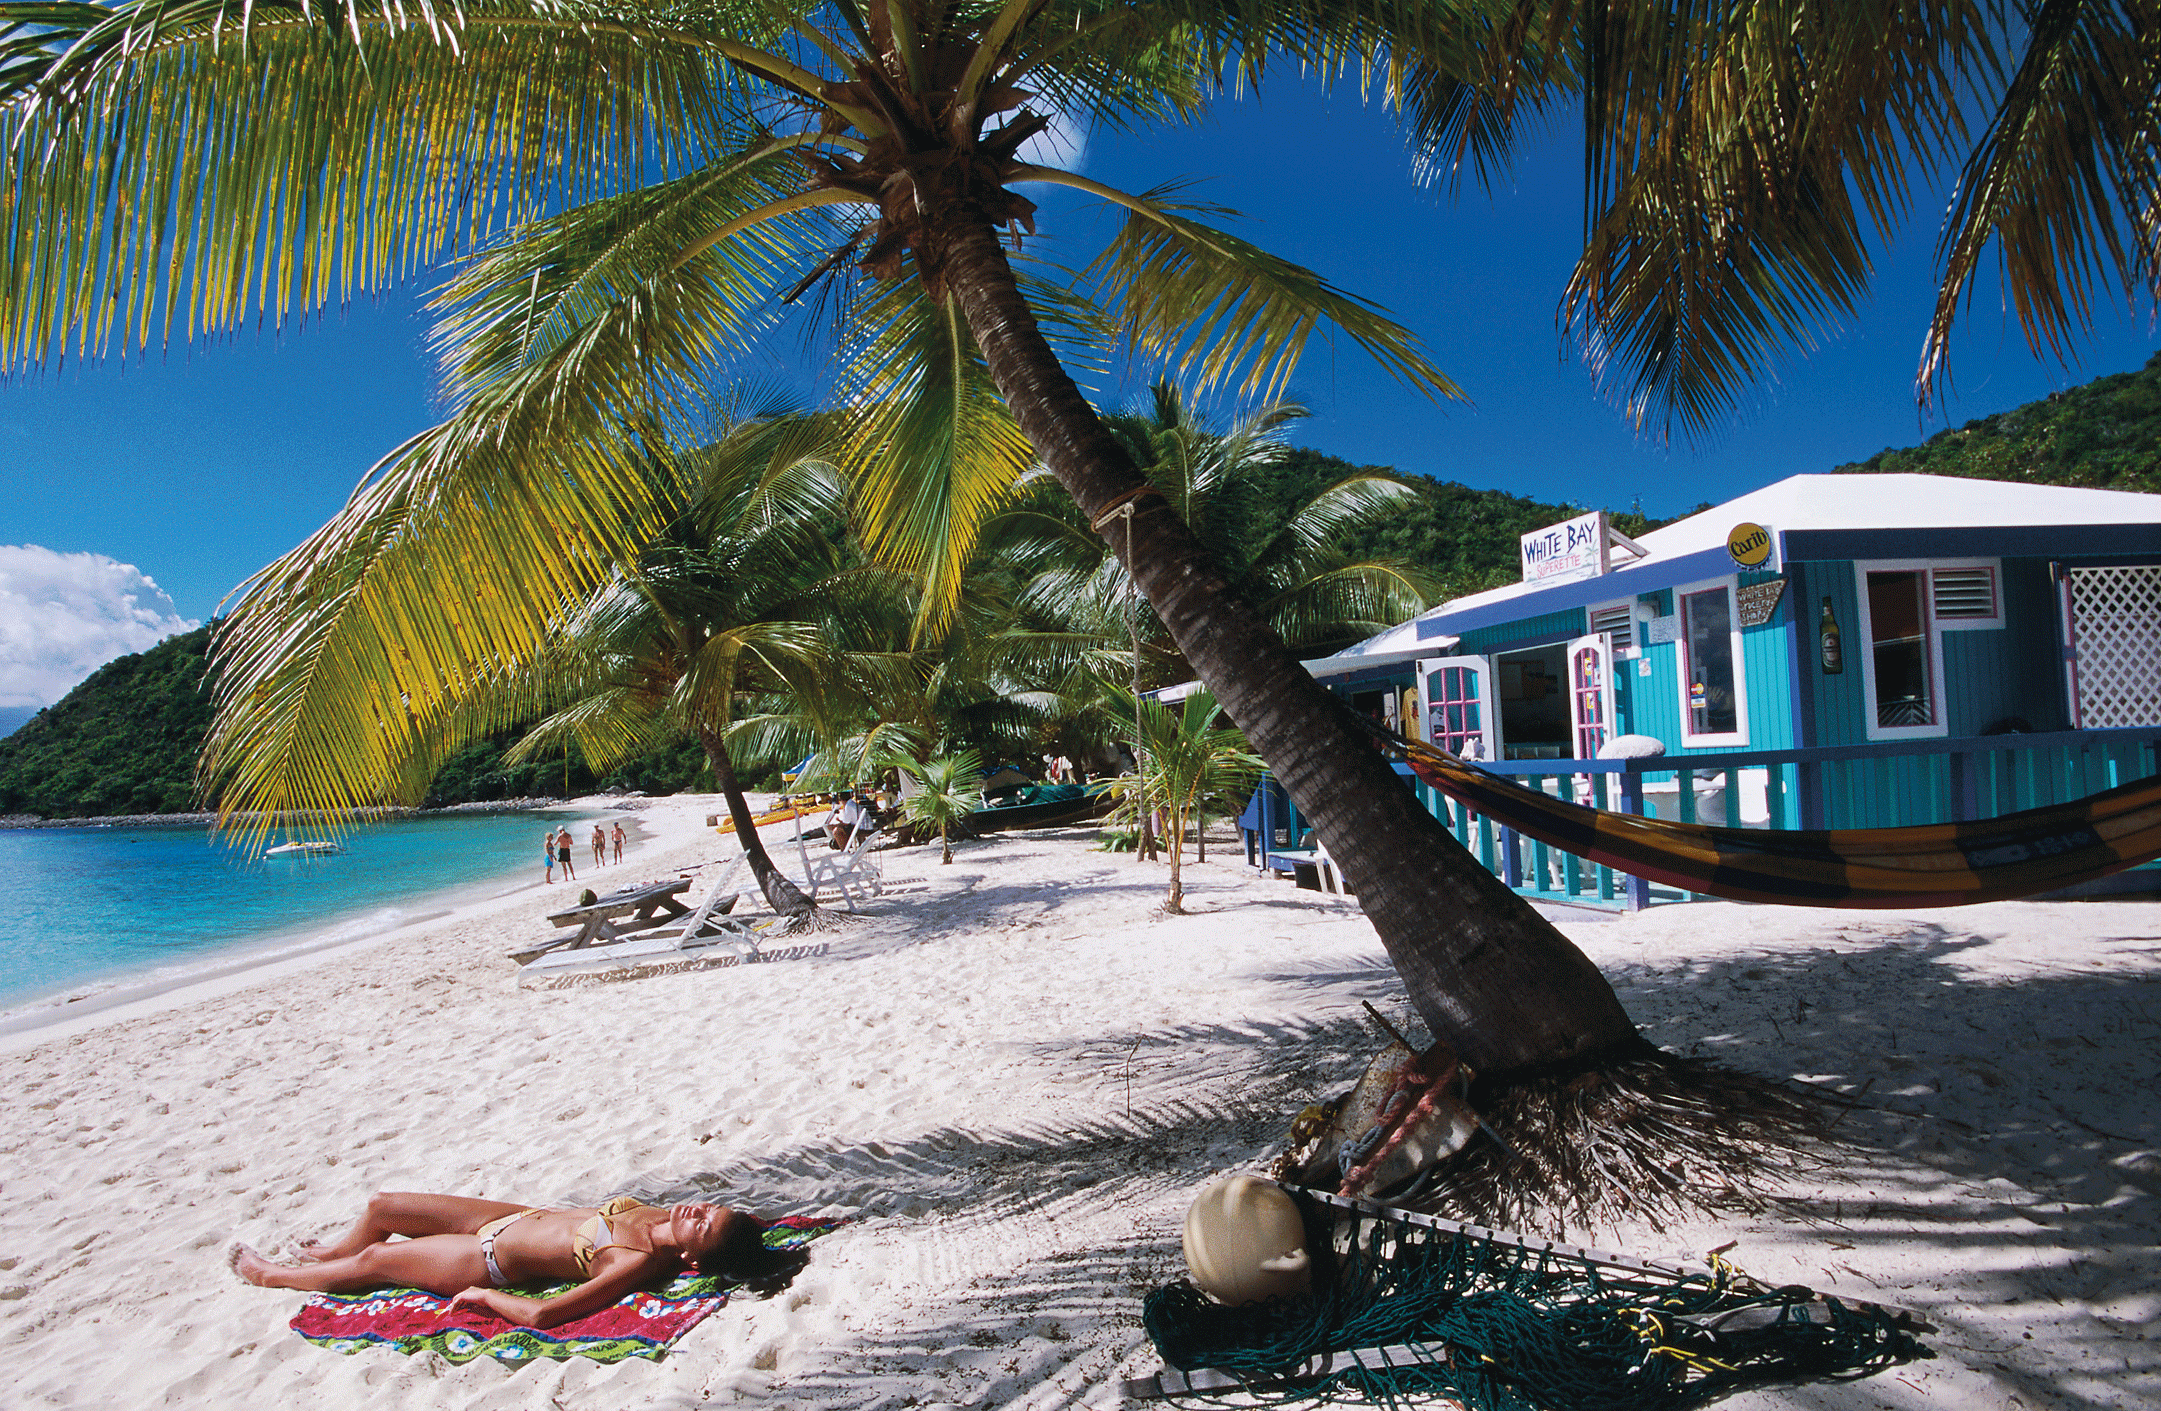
[1378,732,2161,908]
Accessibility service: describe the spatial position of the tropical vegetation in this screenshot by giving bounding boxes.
[1100,688,1263,911]
[0,626,215,818]
[2,0,2152,1220]
[471,418,860,918]
[1838,351,2161,495]
[895,749,986,864]
[981,384,1442,688]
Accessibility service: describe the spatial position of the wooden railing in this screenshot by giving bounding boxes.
[1246,726,2161,910]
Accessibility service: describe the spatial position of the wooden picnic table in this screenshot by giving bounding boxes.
[510,878,694,964]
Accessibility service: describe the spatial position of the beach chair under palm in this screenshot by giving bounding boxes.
[793,823,885,911]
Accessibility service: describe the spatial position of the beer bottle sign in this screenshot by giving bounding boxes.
[1819,597,1844,674]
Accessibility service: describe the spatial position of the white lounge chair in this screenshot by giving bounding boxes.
[1314,841,1351,895]
[793,821,885,911]
[516,857,767,986]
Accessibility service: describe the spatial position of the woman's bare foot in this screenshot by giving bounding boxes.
[228,1244,288,1287]
[294,1239,331,1264]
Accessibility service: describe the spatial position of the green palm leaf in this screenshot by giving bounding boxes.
[1925,0,2161,399]
[0,0,775,368]
[1068,181,1470,404]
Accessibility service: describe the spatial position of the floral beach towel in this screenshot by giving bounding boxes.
[290,1213,844,1364]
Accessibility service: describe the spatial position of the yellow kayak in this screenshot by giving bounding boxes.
[711,794,837,835]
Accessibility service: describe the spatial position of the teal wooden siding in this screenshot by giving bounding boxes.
[1735,567,1797,752]
[1456,607,1588,656]
[1797,556,2069,745]
[1793,559,1870,747]
[1630,627,1681,742]
[1942,557,2069,734]
[1622,570,1794,756]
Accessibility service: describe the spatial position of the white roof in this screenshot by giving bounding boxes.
[1171,473,2161,688]
[1430,472,2161,620]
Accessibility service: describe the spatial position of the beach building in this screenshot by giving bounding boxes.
[1244,473,2161,905]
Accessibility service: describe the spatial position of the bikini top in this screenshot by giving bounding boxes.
[571,1196,655,1274]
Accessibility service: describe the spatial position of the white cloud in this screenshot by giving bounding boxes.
[0,545,200,709]
[1018,106,1090,174]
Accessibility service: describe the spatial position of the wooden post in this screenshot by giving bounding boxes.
[1616,770,1650,911]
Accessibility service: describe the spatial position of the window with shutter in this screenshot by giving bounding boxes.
[1932,566,1997,620]
[1588,601,1633,652]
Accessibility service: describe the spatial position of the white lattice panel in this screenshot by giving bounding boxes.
[2070,565,2161,727]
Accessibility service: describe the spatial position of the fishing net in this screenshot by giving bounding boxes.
[1141,1187,1929,1409]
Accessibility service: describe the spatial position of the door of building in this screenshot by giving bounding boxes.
[1417,656,1496,761]
[1567,633,1617,759]
[2064,566,2161,728]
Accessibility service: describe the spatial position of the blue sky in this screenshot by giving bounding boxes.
[3,78,2155,703]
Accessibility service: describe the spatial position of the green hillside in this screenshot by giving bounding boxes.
[0,625,713,820]
[1267,446,1674,601]
[1836,351,2161,492]
[0,625,217,817]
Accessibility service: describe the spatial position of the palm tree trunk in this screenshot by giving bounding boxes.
[694,724,816,922]
[929,211,1640,1079]
[1166,801,1185,912]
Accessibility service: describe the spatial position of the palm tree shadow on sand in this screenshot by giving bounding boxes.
[604,922,2155,1409]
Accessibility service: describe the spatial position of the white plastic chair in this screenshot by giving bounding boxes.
[794,821,886,911]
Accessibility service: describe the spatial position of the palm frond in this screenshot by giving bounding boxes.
[1069,181,1469,403]
[0,0,785,369]
[836,278,1043,639]
[201,416,669,840]
[1254,560,1437,648]
[1555,1,1986,436]
[1923,0,2161,400]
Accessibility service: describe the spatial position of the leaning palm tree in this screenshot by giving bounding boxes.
[498,439,865,921]
[9,0,2145,1223]
[984,381,1441,689]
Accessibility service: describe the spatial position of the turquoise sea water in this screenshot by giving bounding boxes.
[0,810,602,1015]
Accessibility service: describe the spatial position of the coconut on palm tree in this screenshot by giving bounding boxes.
[6,0,2149,1221]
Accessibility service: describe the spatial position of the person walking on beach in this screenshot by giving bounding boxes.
[591,823,607,868]
[556,827,577,882]
[611,821,625,864]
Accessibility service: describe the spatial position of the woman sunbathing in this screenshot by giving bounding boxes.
[231,1190,790,1328]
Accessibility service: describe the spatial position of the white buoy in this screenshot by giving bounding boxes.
[1182,1176,1311,1306]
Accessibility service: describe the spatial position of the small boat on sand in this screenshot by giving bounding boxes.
[969,782,1111,833]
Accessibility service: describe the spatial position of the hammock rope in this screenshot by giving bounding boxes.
[1352,719,2161,908]
[1139,1187,1929,1409]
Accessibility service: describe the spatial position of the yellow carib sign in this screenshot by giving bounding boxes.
[1727,522,1773,568]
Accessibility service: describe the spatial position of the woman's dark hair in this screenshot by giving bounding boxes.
[693,1213,808,1294]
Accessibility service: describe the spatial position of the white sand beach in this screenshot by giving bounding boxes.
[0,797,2154,1409]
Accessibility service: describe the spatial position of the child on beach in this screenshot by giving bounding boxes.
[232,1191,795,1329]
